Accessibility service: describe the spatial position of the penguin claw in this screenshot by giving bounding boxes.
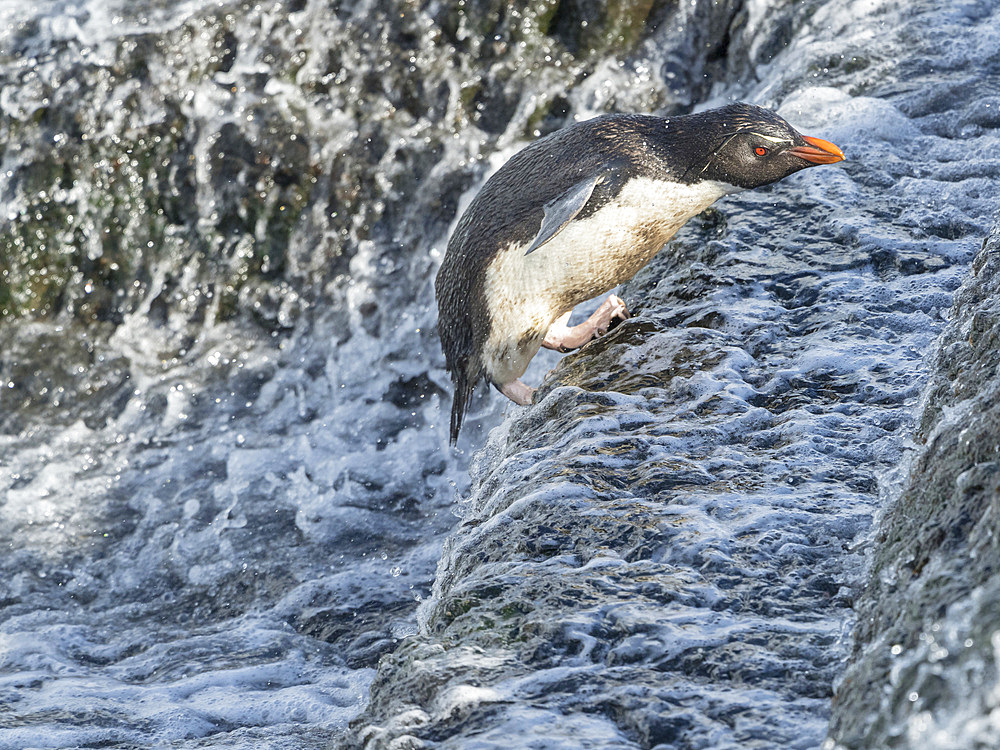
[603,294,629,332]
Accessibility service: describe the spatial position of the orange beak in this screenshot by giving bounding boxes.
[788,135,845,164]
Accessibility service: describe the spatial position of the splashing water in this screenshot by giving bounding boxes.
[2,0,999,748]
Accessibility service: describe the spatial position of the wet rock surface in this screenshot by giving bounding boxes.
[828,219,1000,749]
[342,0,1000,746]
[2,0,1000,748]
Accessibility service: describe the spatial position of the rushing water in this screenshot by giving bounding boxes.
[1,0,999,748]
[827,213,1000,750]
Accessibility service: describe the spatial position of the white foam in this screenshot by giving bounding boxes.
[3,0,1000,746]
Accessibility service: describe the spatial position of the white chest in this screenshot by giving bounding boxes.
[485,176,736,325]
[477,176,737,385]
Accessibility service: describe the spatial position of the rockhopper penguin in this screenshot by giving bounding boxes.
[435,102,844,443]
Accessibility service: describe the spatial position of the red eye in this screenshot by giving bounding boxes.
[754,146,768,157]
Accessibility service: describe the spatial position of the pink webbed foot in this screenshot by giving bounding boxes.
[498,379,536,406]
[542,294,629,353]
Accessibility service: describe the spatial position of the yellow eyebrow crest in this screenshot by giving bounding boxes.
[753,133,792,144]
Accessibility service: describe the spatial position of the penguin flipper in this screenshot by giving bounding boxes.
[524,175,602,255]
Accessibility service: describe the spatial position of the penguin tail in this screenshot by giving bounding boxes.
[448,366,476,445]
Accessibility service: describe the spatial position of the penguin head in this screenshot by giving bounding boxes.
[683,103,844,189]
